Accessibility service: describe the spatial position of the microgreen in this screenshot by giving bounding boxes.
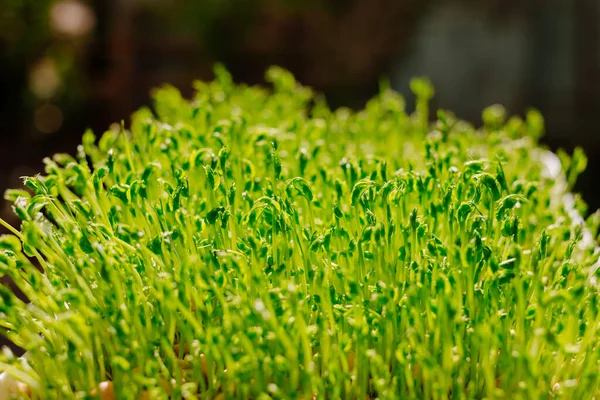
[1,65,600,399]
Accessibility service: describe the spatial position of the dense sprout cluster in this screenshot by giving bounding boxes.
[1,66,600,399]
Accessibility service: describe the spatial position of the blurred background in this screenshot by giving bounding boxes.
[0,0,598,219]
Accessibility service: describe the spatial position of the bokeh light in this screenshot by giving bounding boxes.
[50,0,96,38]
[29,58,61,99]
[34,104,64,134]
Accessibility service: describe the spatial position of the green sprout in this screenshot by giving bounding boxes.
[1,65,599,399]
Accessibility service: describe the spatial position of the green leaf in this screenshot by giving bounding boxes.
[476,173,501,201]
[285,177,314,201]
[147,236,162,255]
[79,234,94,254]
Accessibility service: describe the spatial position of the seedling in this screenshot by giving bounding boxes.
[0,66,599,399]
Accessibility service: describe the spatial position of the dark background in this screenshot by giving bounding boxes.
[0,0,598,224]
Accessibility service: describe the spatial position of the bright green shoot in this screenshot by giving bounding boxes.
[0,65,599,399]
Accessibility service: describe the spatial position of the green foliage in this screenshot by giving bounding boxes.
[1,66,600,399]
